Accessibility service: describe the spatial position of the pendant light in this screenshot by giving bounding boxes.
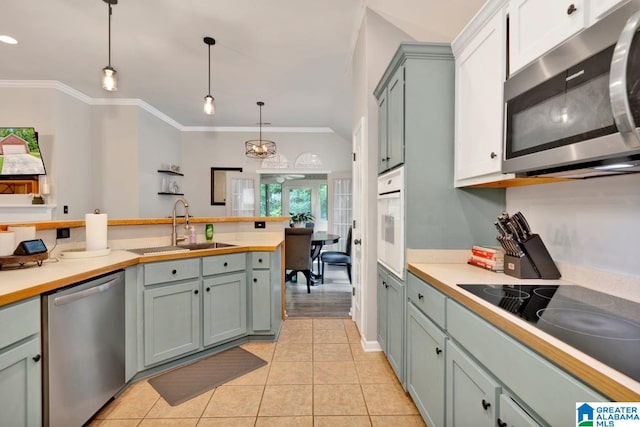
[245,102,276,159]
[203,36,216,115]
[101,0,118,91]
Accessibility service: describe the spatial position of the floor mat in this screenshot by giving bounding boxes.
[148,346,267,406]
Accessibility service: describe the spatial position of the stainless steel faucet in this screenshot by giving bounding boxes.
[171,197,191,246]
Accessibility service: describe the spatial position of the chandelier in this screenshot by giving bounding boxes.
[245,101,276,159]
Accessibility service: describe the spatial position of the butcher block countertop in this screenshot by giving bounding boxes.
[0,237,283,307]
[407,262,640,403]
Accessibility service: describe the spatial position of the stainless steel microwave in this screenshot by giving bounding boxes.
[503,1,640,178]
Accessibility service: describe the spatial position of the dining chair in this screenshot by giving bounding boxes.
[320,227,352,284]
[284,227,314,293]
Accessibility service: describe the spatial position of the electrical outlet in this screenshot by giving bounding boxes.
[56,228,70,239]
[63,205,69,214]
[254,221,266,229]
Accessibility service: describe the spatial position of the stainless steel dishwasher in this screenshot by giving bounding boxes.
[42,270,125,427]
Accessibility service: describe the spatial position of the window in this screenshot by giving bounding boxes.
[320,183,328,220]
[260,183,282,216]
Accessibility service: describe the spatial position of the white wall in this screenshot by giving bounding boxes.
[180,130,351,218]
[351,9,414,344]
[507,174,640,277]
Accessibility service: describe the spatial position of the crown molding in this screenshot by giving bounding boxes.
[0,80,335,134]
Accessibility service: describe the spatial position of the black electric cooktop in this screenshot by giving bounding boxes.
[457,284,640,382]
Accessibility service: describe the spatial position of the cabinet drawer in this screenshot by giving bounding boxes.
[202,253,246,276]
[446,300,605,426]
[251,252,270,270]
[144,258,199,285]
[0,297,40,350]
[407,273,446,329]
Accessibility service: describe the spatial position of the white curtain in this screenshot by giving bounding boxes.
[230,178,256,216]
[330,177,352,252]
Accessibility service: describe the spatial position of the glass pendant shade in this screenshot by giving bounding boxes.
[204,95,215,115]
[102,66,117,91]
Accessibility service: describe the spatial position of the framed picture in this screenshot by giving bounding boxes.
[210,167,242,205]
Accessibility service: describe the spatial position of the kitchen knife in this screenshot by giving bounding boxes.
[514,212,532,236]
[505,221,523,243]
[494,221,507,236]
[508,217,527,242]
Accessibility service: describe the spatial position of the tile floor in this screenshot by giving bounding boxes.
[90,318,425,427]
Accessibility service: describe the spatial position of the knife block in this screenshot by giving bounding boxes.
[503,234,561,280]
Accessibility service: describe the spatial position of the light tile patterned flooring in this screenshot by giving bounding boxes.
[89,318,425,427]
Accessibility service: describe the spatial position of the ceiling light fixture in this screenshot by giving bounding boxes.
[101,0,118,91]
[245,102,276,159]
[203,36,216,115]
[0,35,18,45]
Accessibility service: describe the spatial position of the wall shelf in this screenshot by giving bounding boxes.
[157,169,184,176]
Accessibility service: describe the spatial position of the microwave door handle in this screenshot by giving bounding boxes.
[609,9,640,149]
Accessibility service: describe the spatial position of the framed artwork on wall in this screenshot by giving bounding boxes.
[210,167,242,205]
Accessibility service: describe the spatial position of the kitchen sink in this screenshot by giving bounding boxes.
[128,242,235,255]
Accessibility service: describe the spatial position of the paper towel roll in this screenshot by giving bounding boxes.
[0,231,15,256]
[85,212,108,251]
[8,226,36,245]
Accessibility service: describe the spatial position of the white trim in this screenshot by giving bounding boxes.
[0,80,336,134]
[256,168,332,175]
[183,126,334,133]
[360,337,382,352]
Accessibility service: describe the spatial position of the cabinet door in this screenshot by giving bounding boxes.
[455,10,506,184]
[509,0,587,74]
[385,273,404,382]
[378,90,389,173]
[591,0,628,21]
[251,270,271,331]
[203,273,247,346]
[0,337,41,427]
[407,302,446,427]
[446,341,500,427]
[376,267,388,352]
[498,394,541,427]
[144,280,201,366]
[387,66,405,170]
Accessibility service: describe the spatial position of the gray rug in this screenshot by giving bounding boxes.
[148,346,267,406]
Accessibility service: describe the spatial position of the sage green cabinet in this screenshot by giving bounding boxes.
[498,394,541,427]
[406,301,446,427]
[0,297,41,427]
[250,252,275,333]
[203,273,247,346]
[377,65,405,174]
[446,340,500,427]
[376,264,404,383]
[143,279,201,366]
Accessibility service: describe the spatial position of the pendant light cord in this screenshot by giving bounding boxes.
[208,44,211,95]
[259,104,262,141]
[107,4,112,66]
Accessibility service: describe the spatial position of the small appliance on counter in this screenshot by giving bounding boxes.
[0,237,48,269]
[494,211,561,279]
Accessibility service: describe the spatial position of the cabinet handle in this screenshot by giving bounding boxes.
[354,238,361,245]
[383,281,388,289]
[224,262,228,267]
[171,269,177,275]
[386,156,390,161]
[482,399,491,410]
[253,278,258,283]
[206,287,210,292]
[497,418,507,427]
[490,151,497,159]
[418,293,424,300]
[194,289,199,295]
[258,258,263,263]
[567,3,577,15]
[32,354,41,362]
[435,347,442,355]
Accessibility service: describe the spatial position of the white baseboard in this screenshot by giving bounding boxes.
[360,337,382,352]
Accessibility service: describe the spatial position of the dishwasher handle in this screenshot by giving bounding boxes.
[53,279,119,306]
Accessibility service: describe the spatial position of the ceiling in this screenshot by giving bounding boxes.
[0,0,485,139]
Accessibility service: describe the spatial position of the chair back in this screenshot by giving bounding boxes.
[345,226,353,256]
[285,228,313,270]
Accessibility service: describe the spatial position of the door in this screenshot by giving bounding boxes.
[378,91,389,173]
[327,172,352,252]
[387,65,405,170]
[385,273,404,381]
[226,172,260,217]
[0,337,41,427]
[202,273,247,346]
[352,117,365,328]
[376,266,388,352]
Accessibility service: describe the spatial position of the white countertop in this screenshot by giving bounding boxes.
[407,261,640,402]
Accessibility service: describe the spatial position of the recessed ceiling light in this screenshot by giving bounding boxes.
[0,35,18,45]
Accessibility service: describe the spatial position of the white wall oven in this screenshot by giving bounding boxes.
[377,167,404,278]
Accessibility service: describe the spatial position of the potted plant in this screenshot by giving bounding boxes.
[290,212,314,227]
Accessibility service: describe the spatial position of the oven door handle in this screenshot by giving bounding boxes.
[377,190,401,199]
[610,9,640,149]
[53,279,119,306]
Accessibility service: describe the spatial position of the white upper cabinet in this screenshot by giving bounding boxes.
[509,0,587,74]
[591,0,629,21]
[453,0,513,187]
